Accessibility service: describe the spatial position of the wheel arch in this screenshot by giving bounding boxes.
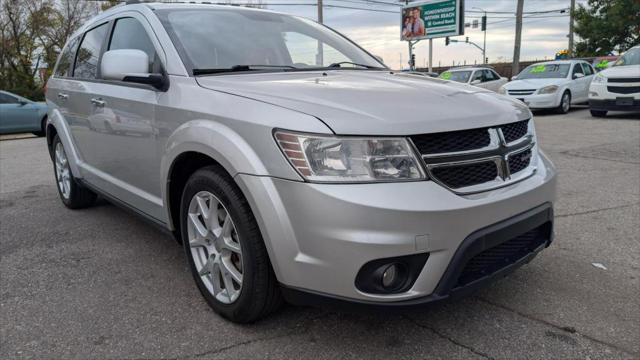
[161,120,269,236]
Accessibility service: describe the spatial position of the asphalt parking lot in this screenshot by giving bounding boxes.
[1,107,638,359]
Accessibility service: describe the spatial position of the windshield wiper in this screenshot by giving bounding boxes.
[193,65,298,75]
[327,61,384,69]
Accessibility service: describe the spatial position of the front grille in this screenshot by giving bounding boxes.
[501,120,529,143]
[508,149,532,175]
[411,120,534,193]
[454,224,550,288]
[411,128,490,154]
[508,89,536,96]
[608,77,640,83]
[607,86,640,94]
[431,161,498,189]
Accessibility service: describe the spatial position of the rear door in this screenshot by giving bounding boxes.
[78,14,165,219]
[569,62,587,101]
[579,62,595,102]
[67,22,111,165]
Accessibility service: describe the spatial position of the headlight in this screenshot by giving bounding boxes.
[498,86,507,94]
[538,85,559,94]
[274,131,426,183]
[592,73,607,83]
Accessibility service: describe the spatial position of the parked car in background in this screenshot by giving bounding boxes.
[588,45,640,117]
[439,66,507,92]
[46,3,556,323]
[499,60,595,114]
[0,90,48,136]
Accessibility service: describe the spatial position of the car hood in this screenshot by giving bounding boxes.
[504,78,568,90]
[600,65,640,78]
[196,70,531,135]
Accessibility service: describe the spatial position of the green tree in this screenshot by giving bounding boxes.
[574,0,640,57]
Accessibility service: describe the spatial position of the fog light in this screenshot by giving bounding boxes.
[382,264,399,288]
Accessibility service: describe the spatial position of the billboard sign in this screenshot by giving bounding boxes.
[401,0,464,41]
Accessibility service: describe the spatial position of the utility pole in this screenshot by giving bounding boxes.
[482,12,487,63]
[317,0,324,66]
[568,0,575,58]
[428,39,433,72]
[512,0,524,76]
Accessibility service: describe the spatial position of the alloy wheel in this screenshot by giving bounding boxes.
[54,142,71,199]
[187,191,243,304]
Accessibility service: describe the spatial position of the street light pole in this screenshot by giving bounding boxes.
[473,7,487,64]
[568,0,575,58]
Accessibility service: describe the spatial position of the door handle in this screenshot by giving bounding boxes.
[90,98,106,107]
[57,93,68,100]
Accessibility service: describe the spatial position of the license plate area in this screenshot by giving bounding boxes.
[616,97,634,106]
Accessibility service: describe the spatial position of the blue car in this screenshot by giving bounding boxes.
[0,90,48,136]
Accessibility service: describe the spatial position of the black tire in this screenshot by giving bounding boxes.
[52,135,97,209]
[180,165,282,323]
[32,117,46,137]
[590,109,607,117]
[556,91,571,114]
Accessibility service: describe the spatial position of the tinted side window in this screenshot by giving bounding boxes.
[74,23,109,79]
[582,63,594,75]
[55,37,80,77]
[109,17,161,73]
[572,63,584,76]
[483,69,496,81]
[471,71,483,82]
[0,93,19,104]
[491,70,501,80]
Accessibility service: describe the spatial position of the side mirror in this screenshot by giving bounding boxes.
[101,49,167,91]
[471,79,481,85]
[373,55,385,65]
[18,100,28,106]
[511,76,518,81]
[573,72,585,79]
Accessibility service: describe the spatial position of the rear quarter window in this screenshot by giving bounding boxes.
[54,37,80,78]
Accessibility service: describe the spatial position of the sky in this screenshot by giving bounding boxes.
[240,0,590,69]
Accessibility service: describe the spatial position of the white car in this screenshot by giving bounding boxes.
[588,46,640,117]
[439,67,508,92]
[499,60,595,114]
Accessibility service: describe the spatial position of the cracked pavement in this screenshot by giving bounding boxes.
[1,107,639,359]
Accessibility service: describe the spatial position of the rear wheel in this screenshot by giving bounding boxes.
[180,166,281,323]
[52,135,96,209]
[590,109,607,117]
[556,91,571,114]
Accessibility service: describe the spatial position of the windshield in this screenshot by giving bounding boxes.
[517,64,570,79]
[614,48,640,66]
[440,70,471,83]
[156,8,384,73]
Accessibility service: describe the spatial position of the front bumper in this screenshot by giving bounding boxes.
[235,151,556,304]
[506,92,559,109]
[281,203,553,311]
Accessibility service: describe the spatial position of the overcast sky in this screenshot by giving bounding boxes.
[250,0,590,69]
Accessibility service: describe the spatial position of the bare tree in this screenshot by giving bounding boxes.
[0,0,98,99]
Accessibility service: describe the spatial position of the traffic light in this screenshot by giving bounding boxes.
[481,15,487,31]
[411,53,416,67]
[445,37,450,46]
[465,36,469,43]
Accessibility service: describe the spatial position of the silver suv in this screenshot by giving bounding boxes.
[46,3,557,323]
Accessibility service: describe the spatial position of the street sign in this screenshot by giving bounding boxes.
[401,0,464,41]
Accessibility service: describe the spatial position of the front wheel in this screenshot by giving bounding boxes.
[52,135,96,209]
[556,91,571,114]
[180,166,281,323]
[590,109,607,117]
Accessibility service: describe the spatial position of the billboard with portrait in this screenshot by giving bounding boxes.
[401,0,464,41]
